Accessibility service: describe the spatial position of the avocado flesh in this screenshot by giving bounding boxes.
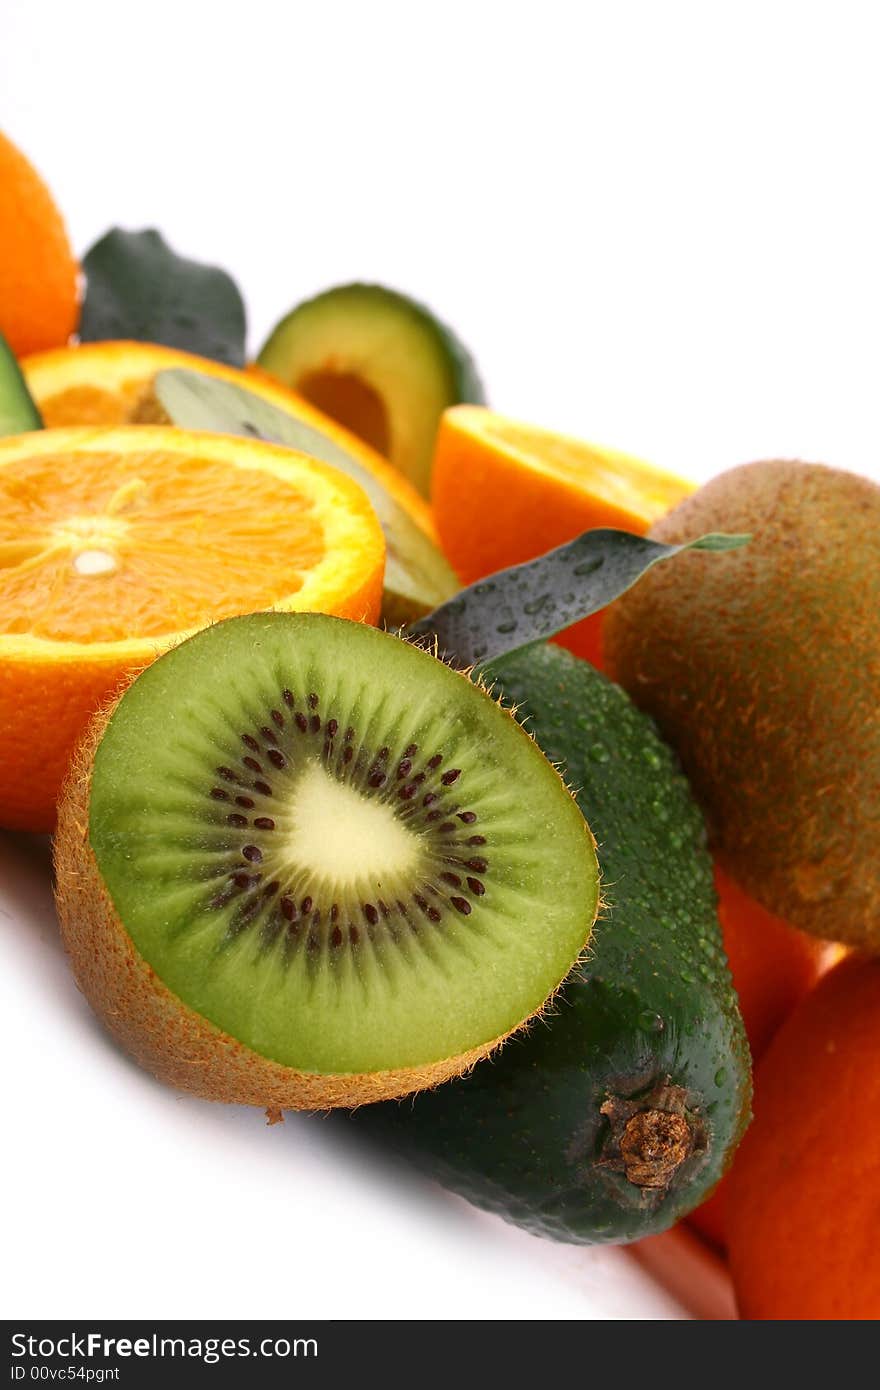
[257,282,485,497]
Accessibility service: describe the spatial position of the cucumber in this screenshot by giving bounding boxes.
[349,643,751,1244]
[257,283,485,497]
[0,330,43,436]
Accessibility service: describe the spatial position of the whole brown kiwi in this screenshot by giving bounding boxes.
[603,459,880,949]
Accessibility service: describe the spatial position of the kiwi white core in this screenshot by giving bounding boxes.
[282,760,421,892]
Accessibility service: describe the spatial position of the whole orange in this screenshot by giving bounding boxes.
[0,131,80,357]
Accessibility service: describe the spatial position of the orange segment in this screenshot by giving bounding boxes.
[0,426,384,831]
[431,406,694,666]
[22,341,437,541]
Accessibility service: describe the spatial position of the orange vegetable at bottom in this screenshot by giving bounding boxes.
[727,955,880,1320]
[688,869,837,1249]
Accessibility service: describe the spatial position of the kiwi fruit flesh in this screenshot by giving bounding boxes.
[604,459,880,948]
[54,612,599,1108]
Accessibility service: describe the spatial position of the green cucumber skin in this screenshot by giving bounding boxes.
[258,282,486,407]
[350,644,751,1244]
[0,331,43,436]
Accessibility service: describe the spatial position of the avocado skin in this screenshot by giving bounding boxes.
[349,644,751,1244]
[0,331,43,436]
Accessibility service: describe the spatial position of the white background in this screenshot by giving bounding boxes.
[2,0,878,1321]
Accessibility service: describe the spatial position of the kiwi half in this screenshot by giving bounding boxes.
[55,612,599,1109]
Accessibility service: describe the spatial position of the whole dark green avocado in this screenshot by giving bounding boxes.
[348,644,751,1244]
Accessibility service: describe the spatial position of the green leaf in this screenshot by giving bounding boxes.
[408,527,750,669]
[154,367,460,621]
[79,229,247,366]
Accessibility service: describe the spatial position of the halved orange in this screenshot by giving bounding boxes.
[0,426,384,831]
[21,341,438,541]
[432,407,695,666]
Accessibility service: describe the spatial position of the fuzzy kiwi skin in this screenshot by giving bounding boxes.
[53,709,512,1111]
[348,645,751,1244]
[604,460,880,948]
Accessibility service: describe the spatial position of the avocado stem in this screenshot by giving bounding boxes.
[619,1109,693,1188]
[598,1080,706,1193]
